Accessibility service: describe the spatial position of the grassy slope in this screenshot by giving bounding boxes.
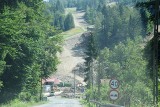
[61,27,84,39]
[62,8,84,39]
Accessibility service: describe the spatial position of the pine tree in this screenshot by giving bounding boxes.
[64,13,75,31]
[0,1,62,102]
[55,0,65,13]
[84,33,98,87]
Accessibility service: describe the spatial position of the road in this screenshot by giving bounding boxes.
[33,96,83,107]
[34,8,87,107]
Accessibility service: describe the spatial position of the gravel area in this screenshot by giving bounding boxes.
[54,10,89,85]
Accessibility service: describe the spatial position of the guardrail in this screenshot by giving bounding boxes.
[89,100,125,107]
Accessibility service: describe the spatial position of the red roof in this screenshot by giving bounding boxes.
[42,77,62,84]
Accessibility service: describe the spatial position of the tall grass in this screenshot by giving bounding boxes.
[0,99,47,107]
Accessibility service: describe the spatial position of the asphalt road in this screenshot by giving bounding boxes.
[33,96,83,107]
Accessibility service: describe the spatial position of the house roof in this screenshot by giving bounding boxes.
[42,77,62,84]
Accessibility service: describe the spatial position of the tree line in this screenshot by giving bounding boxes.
[79,0,156,106]
[45,0,75,31]
[0,0,76,104]
[0,0,66,103]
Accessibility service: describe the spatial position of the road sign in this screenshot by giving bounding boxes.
[109,90,119,100]
[109,79,119,89]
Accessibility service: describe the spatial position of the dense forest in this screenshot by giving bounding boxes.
[79,0,159,106]
[44,0,75,31]
[0,0,76,104]
[0,0,61,102]
[0,0,159,107]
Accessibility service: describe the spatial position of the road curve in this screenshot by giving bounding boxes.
[33,96,83,107]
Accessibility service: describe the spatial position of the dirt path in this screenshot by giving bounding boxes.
[73,11,88,31]
[54,9,89,85]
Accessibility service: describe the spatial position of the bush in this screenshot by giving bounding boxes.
[0,99,31,107]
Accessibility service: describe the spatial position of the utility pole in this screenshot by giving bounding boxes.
[74,70,76,97]
[153,0,159,106]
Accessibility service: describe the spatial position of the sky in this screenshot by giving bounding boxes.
[43,0,49,2]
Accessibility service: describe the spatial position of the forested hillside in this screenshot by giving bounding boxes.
[79,0,157,106]
[44,0,75,31]
[0,0,159,107]
[0,0,63,103]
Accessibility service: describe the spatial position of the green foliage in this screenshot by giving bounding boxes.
[116,0,148,5]
[80,0,154,106]
[81,0,153,48]
[0,98,47,107]
[139,7,153,34]
[98,37,153,106]
[84,7,97,24]
[84,33,98,88]
[0,1,62,103]
[61,27,84,39]
[53,12,65,30]
[77,0,100,11]
[66,0,78,7]
[0,99,31,107]
[57,82,72,87]
[45,0,76,31]
[0,61,5,88]
[99,5,146,48]
[136,0,160,23]
[55,0,65,13]
[136,0,160,104]
[64,13,75,31]
[159,82,160,101]
[19,63,41,101]
[48,0,65,13]
[47,0,78,9]
[45,0,65,30]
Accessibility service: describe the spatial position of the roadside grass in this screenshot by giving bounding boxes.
[80,99,87,107]
[61,27,84,39]
[0,99,48,107]
[80,99,96,107]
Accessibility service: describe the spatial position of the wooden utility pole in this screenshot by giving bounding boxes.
[74,70,76,97]
[153,0,159,106]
